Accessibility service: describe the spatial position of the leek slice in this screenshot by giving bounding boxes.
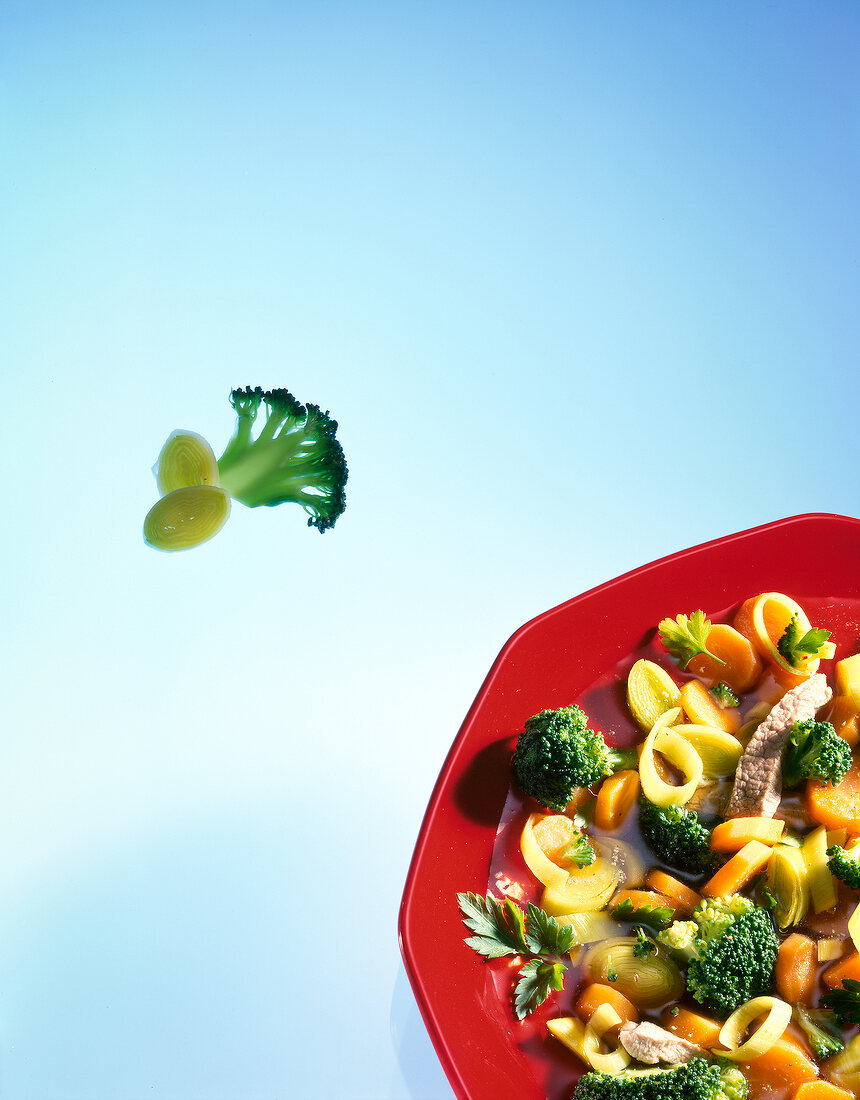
[547,1016,588,1061]
[154,430,220,494]
[627,660,681,731]
[521,814,569,891]
[586,937,684,1009]
[639,710,704,808]
[583,1004,631,1073]
[143,485,231,551]
[717,996,791,1062]
[825,1034,860,1083]
[836,654,860,711]
[555,910,618,944]
[849,900,860,956]
[803,824,837,914]
[674,724,743,778]
[540,859,620,914]
[766,846,809,931]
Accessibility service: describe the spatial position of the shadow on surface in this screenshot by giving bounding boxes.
[389,965,456,1100]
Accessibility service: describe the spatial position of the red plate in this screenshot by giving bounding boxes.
[398,513,860,1100]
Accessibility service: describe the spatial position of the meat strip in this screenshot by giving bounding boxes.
[617,1021,705,1065]
[727,672,832,818]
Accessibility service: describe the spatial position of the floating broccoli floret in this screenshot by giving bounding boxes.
[821,978,860,1028]
[217,386,348,531]
[657,919,699,957]
[511,705,638,812]
[783,719,851,788]
[571,1058,747,1100]
[793,1005,844,1059]
[827,836,860,890]
[638,797,717,876]
[663,896,779,1015]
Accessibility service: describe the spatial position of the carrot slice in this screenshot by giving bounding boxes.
[807,752,860,832]
[594,770,640,831]
[711,817,785,852]
[793,1084,855,1100]
[687,622,764,694]
[611,888,675,914]
[644,870,702,917]
[574,982,637,1028]
[701,839,772,898]
[679,679,742,734]
[663,1006,722,1047]
[741,1037,818,1099]
[734,592,822,685]
[775,933,816,1005]
[819,694,860,749]
[823,949,860,988]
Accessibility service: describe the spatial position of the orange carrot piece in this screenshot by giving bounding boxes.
[611,888,675,914]
[701,839,773,898]
[793,1084,856,1100]
[687,622,764,694]
[741,1037,818,1100]
[530,814,578,860]
[679,679,742,734]
[594,770,640,830]
[644,870,702,917]
[775,933,816,1005]
[711,817,785,852]
[807,752,860,832]
[574,982,637,1028]
[823,949,860,988]
[663,1006,722,1048]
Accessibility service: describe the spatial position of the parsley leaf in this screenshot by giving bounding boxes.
[710,682,739,708]
[777,614,831,668]
[821,978,860,1027]
[457,893,573,1017]
[658,611,725,670]
[611,897,674,930]
[514,960,566,1020]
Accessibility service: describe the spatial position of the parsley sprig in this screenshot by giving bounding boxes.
[821,978,860,1027]
[457,892,574,1018]
[777,614,831,668]
[611,896,674,930]
[658,610,725,670]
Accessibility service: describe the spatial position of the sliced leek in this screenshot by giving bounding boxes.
[639,710,704,808]
[583,1004,631,1073]
[547,1016,588,1060]
[154,430,220,494]
[717,996,791,1062]
[540,859,620,915]
[555,910,618,944]
[766,846,809,930]
[596,837,646,888]
[586,937,684,1009]
[521,814,570,891]
[836,654,860,711]
[143,485,231,551]
[673,724,743,778]
[849,900,860,955]
[627,659,681,731]
[803,824,837,914]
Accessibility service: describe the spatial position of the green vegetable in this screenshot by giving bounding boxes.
[638,797,717,876]
[560,832,596,869]
[777,614,831,668]
[633,927,657,958]
[605,956,618,982]
[710,683,739,708]
[783,718,851,788]
[793,1005,844,1059]
[827,836,860,889]
[658,611,725,670]
[821,978,860,1028]
[571,1059,747,1100]
[612,897,675,931]
[217,386,348,531]
[663,896,779,1015]
[457,892,573,1018]
[512,705,638,812]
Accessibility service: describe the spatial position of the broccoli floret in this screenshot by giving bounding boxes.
[783,719,851,788]
[821,978,860,1027]
[681,896,779,1015]
[793,1005,844,1059]
[657,919,699,958]
[216,386,348,531]
[572,1058,747,1100]
[511,705,638,812]
[638,797,717,876]
[826,836,860,890]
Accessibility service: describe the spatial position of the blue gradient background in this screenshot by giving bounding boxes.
[1,3,859,1097]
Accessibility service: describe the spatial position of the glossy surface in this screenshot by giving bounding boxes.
[399,513,860,1100]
